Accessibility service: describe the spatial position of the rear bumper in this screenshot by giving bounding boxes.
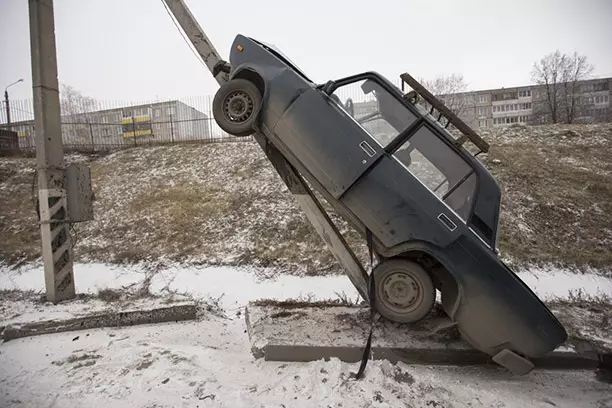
[453,276,568,358]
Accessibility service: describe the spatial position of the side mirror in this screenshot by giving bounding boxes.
[321,80,336,95]
[361,79,377,94]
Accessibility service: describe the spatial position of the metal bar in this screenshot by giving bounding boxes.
[29,0,75,303]
[170,114,175,143]
[88,121,95,152]
[161,0,369,300]
[400,72,490,153]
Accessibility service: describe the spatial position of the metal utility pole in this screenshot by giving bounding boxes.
[29,0,76,303]
[4,79,23,128]
[161,0,369,300]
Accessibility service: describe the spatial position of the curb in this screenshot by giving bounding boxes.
[259,345,602,371]
[1,304,198,342]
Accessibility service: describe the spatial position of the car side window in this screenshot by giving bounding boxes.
[330,79,417,148]
[393,125,477,220]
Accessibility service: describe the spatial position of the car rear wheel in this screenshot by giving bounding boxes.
[373,259,435,323]
[213,78,262,137]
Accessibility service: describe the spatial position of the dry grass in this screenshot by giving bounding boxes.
[482,126,612,270]
[1,124,611,274]
[546,290,612,352]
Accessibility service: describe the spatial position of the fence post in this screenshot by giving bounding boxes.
[88,120,95,153]
[132,116,137,146]
[170,114,174,143]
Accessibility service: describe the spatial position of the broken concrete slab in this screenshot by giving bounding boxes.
[1,303,197,342]
[244,303,602,371]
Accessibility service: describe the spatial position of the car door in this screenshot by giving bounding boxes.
[272,73,418,199]
[341,122,479,249]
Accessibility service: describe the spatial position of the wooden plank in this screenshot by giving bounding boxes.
[254,134,369,301]
[400,72,490,153]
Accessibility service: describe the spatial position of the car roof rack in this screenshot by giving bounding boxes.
[400,72,490,154]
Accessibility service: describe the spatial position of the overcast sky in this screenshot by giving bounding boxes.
[1,0,611,104]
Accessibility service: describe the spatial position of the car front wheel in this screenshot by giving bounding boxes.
[373,259,436,323]
[212,78,262,137]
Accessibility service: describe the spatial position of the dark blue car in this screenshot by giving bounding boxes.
[211,34,568,374]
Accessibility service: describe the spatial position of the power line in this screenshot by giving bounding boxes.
[159,0,207,69]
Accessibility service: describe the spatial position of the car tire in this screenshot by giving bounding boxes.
[373,258,435,324]
[213,78,262,137]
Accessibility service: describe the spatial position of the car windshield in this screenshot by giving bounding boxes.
[330,78,419,147]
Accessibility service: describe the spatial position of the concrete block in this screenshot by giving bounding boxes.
[245,303,601,371]
[2,303,197,342]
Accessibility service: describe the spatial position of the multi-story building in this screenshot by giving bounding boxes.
[9,99,211,149]
[438,76,612,129]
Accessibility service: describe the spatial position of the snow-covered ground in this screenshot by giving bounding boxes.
[2,313,611,408]
[2,262,611,317]
[1,263,612,408]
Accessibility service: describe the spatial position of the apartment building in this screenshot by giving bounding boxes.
[442,76,612,129]
[10,100,211,149]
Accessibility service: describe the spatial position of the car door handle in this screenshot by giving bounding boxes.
[359,141,376,157]
[437,213,457,231]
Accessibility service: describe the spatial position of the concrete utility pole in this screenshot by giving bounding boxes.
[29,0,76,302]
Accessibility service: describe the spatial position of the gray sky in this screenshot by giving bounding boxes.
[1,0,611,103]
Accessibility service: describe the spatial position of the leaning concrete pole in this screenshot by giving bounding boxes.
[161,0,369,300]
[29,0,75,302]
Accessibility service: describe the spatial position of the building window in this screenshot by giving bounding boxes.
[593,83,609,92]
[478,119,487,128]
[166,106,176,116]
[155,109,161,117]
[122,110,133,118]
[477,107,488,116]
[478,95,487,103]
[594,95,610,104]
[518,90,531,98]
[519,103,532,110]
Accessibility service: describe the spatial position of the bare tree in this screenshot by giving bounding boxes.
[60,83,98,119]
[59,84,98,144]
[531,50,594,124]
[420,73,469,116]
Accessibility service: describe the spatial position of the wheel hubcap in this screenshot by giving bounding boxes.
[380,271,422,313]
[223,91,254,123]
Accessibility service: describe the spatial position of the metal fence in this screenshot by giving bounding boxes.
[0,78,412,153]
[0,95,253,152]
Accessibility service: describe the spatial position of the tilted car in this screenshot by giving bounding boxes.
[211,34,568,374]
